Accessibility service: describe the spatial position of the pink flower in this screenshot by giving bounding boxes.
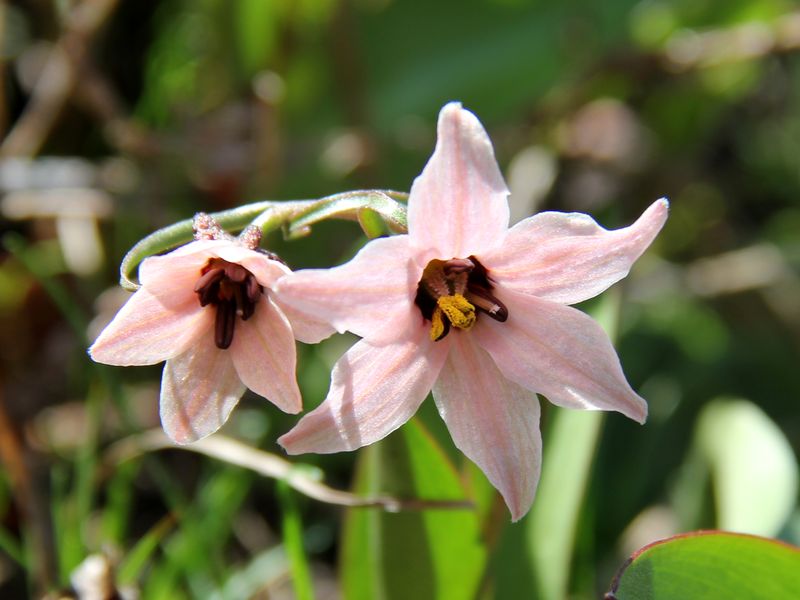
[89,216,332,444]
[274,103,669,520]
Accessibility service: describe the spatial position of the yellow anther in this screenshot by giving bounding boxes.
[430,307,447,341]
[437,294,476,331]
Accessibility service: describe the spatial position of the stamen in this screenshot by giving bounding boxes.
[430,307,449,341]
[215,300,236,349]
[225,263,248,283]
[195,258,264,349]
[466,288,508,322]
[246,274,261,305]
[437,294,476,330]
[194,268,224,306]
[415,254,508,340]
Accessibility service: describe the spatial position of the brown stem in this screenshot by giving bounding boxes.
[104,430,474,513]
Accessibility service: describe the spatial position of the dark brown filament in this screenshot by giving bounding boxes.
[194,259,263,349]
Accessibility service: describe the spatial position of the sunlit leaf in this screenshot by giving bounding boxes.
[356,207,388,239]
[341,417,486,600]
[697,398,798,537]
[607,531,800,600]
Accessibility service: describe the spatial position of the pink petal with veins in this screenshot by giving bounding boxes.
[474,290,647,423]
[90,248,214,365]
[274,300,336,344]
[279,327,448,454]
[433,333,541,521]
[483,199,668,305]
[160,334,246,444]
[230,297,302,414]
[408,102,509,262]
[273,235,418,344]
[89,287,212,366]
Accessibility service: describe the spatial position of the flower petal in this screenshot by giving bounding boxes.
[483,198,668,305]
[279,327,448,454]
[432,333,541,522]
[223,248,289,288]
[408,102,509,262]
[473,290,647,423]
[273,235,418,344]
[160,334,245,444]
[274,300,336,344]
[230,297,302,414]
[89,288,212,366]
[138,241,216,287]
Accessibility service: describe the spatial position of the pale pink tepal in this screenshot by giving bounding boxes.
[275,102,669,521]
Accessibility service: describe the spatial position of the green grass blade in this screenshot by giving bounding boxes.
[276,480,315,600]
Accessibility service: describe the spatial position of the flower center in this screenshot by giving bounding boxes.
[414,256,507,341]
[194,258,263,349]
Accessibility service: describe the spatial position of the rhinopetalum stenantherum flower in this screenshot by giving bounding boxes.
[90,215,332,444]
[274,102,669,520]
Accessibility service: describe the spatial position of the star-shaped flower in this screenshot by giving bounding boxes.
[90,215,332,444]
[274,103,668,520]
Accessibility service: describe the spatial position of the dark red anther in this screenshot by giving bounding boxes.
[195,258,264,348]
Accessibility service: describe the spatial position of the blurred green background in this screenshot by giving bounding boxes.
[0,0,798,598]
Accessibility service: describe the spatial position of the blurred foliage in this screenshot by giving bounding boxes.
[1,0,799,598]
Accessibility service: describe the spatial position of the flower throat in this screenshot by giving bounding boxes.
[194,259,263,349]
[414,256,507,341]
[190,214,274,350]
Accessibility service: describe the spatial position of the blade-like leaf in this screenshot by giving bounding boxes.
[493,291,621,600]
[607,531,800,599]
[341,417,486,600]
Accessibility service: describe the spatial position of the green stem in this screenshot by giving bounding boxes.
[118,189,408,290]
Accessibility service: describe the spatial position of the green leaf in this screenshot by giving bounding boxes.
[608,531,800,599]
[356,207,388,239]
[340,417,486,600]
[530,410,605,598]
[118,515,176,585]
[697,398,798,536]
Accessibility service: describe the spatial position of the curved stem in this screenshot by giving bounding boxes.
[119,190,408,291]
[104,431,473,513]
